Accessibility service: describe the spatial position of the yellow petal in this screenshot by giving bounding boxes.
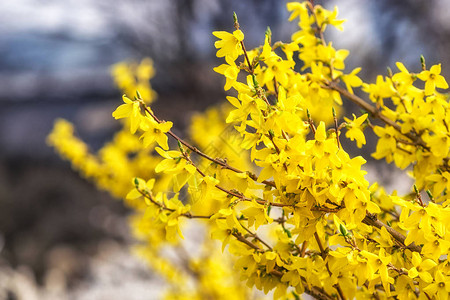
[233,29,244,41]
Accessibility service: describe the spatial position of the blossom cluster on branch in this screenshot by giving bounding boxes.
[48,1,450,299]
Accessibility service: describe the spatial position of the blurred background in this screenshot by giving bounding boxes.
[1,0,450,299]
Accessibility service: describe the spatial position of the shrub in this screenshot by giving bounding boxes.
[49,1,450,299]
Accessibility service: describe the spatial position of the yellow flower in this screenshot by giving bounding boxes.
[417,64,449,95]
[341,67,362,94]
[344,113,367,148]
[198,176,220,203]
[424,131,450,159]
[421,236,450,261]
[423,271,450,300]
[426,172,450,197]
[362,75,395,103]
[372,125,398,162]
[140,119,173,150]
[111,58,157,104]
[286,2,308,22]
[392,62,414,87]
[212,30,244,61]
[310,121,327,157]
[407,252,437,283]
[314,5,345,31]
[241,205,273,230]
[213,57,240,91]
[112,95,146,133]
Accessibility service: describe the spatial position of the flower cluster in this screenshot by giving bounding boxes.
[48,2,450,299]
[48,60,253,299]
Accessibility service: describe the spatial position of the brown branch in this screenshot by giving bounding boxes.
[273,77,279,97]
[242,225,273,251]
[300,241,308,258]
[325,82,429,150]
[267,132,288,172]
[307,110,316,134]
[136,186,300,224]
[232,232,262,251]
[305,286,335,300]
[270,267,335,300]
[333,110,341,149]
[314,232,346,300]
[388,263,408,276]
[362,213,422,253]
[240,41,254,74]
[142,105,276,188]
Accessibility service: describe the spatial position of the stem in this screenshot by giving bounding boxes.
[143,105,276,188]
[333,110,341,149]
[270,267,335,300]
[362,213,422,253]
[300,241,308,257]
[232,232,262,251]
[314,232,346,300]
[242,224,273,251]
[143,186,421,255]
[267,132,288,172]
[307,110,316,134]
[273,77,279,96]
[241,41,254,74]
[325,82,429,150]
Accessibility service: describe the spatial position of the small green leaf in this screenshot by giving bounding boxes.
[420,55,426,70]
[233,12,238,24]
[136,90,142,99]
[387,66,393,77]
[426,189,434,202]
[339,223,348,236]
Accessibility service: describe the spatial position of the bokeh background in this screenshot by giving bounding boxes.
[1,0,450,299]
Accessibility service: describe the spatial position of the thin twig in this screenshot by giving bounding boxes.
[325,82,429,150]
[142,105,276,188]
[362,213,422,253]
[242,225,273,251]
[314,232,346,300]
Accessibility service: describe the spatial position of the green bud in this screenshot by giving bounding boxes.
[426,190,434,202]
[387,66,393,78]
[332,107,336,118]
[265,26,272,36]
[268,129,275,138]
[339,223,348,236]
[134,177,139,187]
[136,90,142,99]
[414,184,419,195]
[306,109,311,119]
[292,291,300,300]
[252,74,259,88]
[267,204,272,216]
[284,228,292,238]
[233,12,238,24]
[420,55,426,70]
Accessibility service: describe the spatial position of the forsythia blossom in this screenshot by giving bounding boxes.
[49,2,450,300]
